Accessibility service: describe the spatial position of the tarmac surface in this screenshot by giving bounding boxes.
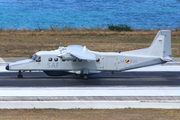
[0,57,180,109]
[0,72,180,87]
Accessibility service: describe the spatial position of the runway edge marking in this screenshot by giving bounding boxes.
[0,101,180,109]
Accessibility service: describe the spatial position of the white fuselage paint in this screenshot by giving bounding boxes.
[8,49,163,72]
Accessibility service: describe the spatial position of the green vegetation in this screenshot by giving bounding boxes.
[0,27,3,32]
[107,24,132,32]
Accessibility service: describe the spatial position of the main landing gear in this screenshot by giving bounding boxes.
[83,74,88,80]
[18,70,23,78]
[80,74,89,80]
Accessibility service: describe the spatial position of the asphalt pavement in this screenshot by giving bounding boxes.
[0,57,180,109]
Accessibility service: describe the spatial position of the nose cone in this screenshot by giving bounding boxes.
[5,64,9,70]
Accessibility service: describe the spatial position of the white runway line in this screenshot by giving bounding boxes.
[0,57,7,72]
[0,87,180,96]
[0,58,5,63]
[0,101,180,109]
[0,66,7,72]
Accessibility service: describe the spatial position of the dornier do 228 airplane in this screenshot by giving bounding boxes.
[6,30,173,79]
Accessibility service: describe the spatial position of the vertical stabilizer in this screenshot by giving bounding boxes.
[148,30,171,57]
[121,30,171,57]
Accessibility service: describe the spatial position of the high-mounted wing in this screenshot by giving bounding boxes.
[67,45,96,61]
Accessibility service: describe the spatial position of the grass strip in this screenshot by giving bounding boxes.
[0,29,180,57]
[0,109,179,120]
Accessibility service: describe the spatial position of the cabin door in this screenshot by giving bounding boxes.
[105,56,117,70]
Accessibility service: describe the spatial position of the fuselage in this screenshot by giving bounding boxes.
[6,46,164,76]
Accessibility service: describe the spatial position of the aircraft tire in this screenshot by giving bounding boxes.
[83,74,88,80]
[18,74,23,78]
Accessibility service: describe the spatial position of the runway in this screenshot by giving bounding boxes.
[0,71,180,109]
[0,72,180,87]
[0,57,180,109]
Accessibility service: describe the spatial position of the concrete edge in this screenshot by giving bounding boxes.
[0,96,180,101]
[0,101,180,109]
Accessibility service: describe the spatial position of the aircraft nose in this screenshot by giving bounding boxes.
[5,64,9,70]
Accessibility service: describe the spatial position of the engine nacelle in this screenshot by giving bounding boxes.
[58,53,76,61]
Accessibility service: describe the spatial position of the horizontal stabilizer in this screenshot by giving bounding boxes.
[161,56,175,62]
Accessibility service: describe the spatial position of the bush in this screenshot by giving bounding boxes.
[0,27,3,32]
[107,24,132,32]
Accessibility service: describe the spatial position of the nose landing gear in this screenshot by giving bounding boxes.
[18,71,23,78]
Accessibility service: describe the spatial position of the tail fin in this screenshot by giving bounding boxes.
[121,30,172,57]
[148,30,171,57]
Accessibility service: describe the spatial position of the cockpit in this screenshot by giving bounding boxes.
[30,54,41,62]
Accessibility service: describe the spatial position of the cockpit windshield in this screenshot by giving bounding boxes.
[30,54,37,60]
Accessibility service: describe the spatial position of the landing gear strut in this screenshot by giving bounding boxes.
[18,71,23,78]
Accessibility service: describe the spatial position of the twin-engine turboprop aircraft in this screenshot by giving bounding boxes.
[6,30,173,79]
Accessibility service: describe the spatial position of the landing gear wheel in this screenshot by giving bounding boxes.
[18,74,23,78]
[18,71,23,78]
[83,74,88,80]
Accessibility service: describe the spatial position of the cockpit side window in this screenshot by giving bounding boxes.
[36,56,41,62]
[30,54,41,62]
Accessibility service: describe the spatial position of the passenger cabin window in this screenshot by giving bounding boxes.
[48,58,52,61]
[54,58,58,61]
[36,56,41,62]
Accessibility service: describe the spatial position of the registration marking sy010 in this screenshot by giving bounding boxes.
[119,59,137,64]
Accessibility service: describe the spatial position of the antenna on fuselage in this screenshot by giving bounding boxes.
[56,38,57,49]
